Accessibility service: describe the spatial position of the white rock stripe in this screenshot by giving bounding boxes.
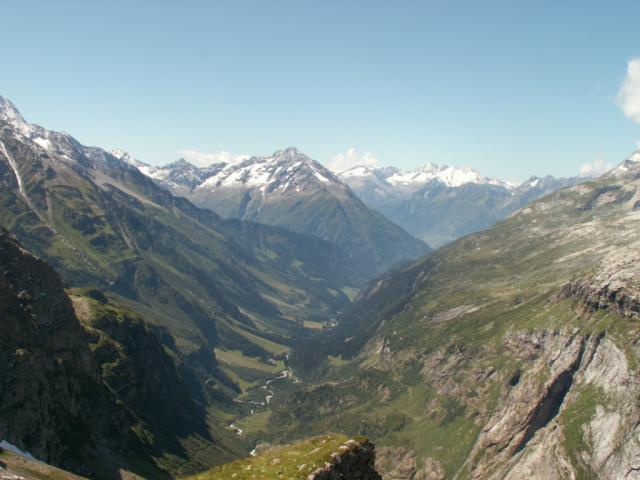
[0,141,25,194]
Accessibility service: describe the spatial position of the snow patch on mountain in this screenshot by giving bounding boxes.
[608,150,640,179]
[110,148,171,182]
[1,96,48,142]
[339,162,514,190]
[197,147,343,194]
[627,149,640,163]
[0,141,25,194]
[0,96,30,133]
[112,146,343,196]
[0,95,77,161]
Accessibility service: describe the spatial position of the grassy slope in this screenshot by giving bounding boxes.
[0,449,89,480]
[69,289,248,476]
[190,175,431,279]
[183,434,356,480]
[265,177,640,476]
[0,126,360,377]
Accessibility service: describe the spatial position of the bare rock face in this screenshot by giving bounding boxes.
[308,439,382,480]
[0,229,140,477]
[468,330,586,478]
[459,324,640,480]
[562,337,640,480]
[376,447,445,480]
[561,246,640,319]
[493,334,640,480]
[456,249,640,479]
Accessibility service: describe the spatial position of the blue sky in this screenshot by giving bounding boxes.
[3,1,640,181]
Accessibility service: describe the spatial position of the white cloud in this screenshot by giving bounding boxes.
[579,158,613,177]
[328,147,379,172]
[177,149,249,167]
[617,58,640,123]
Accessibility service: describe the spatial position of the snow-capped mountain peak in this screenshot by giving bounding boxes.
[608,149,640,179]
[628,150,640,163]
[111,148,167,171]
[338,162,511,189]
[198,147,343,194]
[0,95,51,147]
[338,165,376,177]
[0,95,74,155]
[119,146,347,197]
[110,148,134,163]
[519,176,543,189]
[0,96,26,127]
[387,163,477,188]
[166,158,197,169]
[110,148,162,177]
[338,165,402,180]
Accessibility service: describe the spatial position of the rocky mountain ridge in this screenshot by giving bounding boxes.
[338,162,513,189]
[0,95,371,475]
[338,162,583,247]
[115,147,431,278]
[119,144,584,250]
[0,228,165,478]
[0,94,362,355]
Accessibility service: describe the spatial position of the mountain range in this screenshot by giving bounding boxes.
[0,95,379,476]
[338,163,582,247]
[2,91,639,480]
[112,147,431,278]
[119,147,582,253]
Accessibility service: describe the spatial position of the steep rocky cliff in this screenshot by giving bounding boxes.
[70,290,244,476]
[0,228,249,478]
[0,228,162,478]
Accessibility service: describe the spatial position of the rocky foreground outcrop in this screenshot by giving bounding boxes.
[308,438,381,480]
[184,434,382,479]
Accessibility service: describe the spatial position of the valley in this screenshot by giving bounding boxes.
[4,3,640,479]
[1,92,639,480]
[114,147,431,278]
[265,165,640,478]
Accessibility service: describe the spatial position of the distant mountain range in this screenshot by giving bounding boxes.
[2,92,639,480]
[338,163,583,247]
[113,147,431,278]
[121,148,583,252]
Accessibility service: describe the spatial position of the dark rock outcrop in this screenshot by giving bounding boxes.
[0,228,163,478]
[308,438,382,480]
